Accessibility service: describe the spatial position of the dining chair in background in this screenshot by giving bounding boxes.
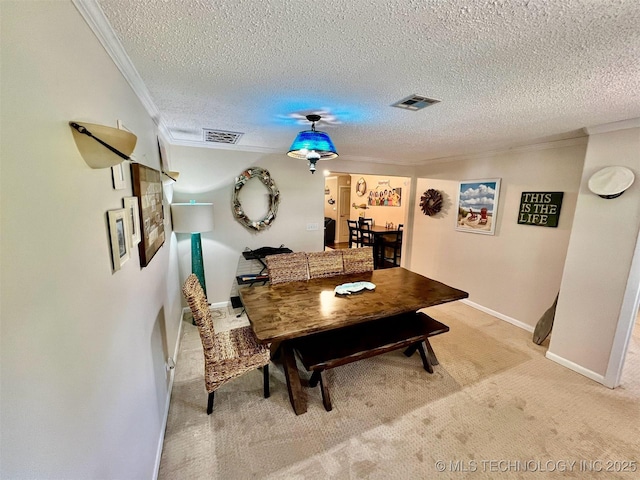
[359,222,375,248]
[265,252,309,284]
[347,219,360,248]
[307,250,345,279]
[182,274,270,414]
[382,224,404,267]
[342,247,374,274]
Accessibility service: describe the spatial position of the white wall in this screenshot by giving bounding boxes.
[0,2,182,478]
[549,126,640,378]
[169,146,326,304]
[411,140,587,329]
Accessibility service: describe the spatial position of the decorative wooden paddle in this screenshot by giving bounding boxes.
[533,293,559,345]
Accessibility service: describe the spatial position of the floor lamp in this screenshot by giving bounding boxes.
[171,202,214,321]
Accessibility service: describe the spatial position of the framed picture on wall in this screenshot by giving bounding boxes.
[111,163,126,190]
[107,208,130,271]
[367,187,402,206]
[123,196,141,248]
[131,164,165,266]
[455,178,501,235]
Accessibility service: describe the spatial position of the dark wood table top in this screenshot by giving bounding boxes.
[239,267,468,343]
[359,225,402,235]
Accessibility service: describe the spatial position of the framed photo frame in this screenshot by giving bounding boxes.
[123,196,141,247]
[455,178,501,235]
[111,163,126,190]
[131,163,165,267]
[107,208,130,271]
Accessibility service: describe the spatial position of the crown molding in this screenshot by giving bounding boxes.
[71,0,171,141]
[585,117,640,135]
[416,136,589,167]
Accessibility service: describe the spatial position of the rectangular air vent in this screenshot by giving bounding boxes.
[391,94,441,111]
[203,129,243,144]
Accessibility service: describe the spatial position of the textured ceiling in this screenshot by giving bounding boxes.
[95,0,640,165]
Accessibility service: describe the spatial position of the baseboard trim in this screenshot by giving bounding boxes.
[545,351,608,387]
[461,299,534,333]
[210,300,230,309]
[460,300,611,388]
[153,308,186,480]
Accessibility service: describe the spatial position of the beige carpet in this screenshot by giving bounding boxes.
[159,303,640,479]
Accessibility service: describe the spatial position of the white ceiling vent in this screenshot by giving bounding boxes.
[203,129,243,144]
[391,95,441,111]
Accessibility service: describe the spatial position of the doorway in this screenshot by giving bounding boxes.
[337,185,351,244]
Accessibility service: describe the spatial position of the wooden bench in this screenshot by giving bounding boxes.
[292,312,449,411]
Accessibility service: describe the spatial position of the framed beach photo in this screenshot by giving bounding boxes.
[107,208,130,271]
[455,179,501,235]
[123,196,141,247]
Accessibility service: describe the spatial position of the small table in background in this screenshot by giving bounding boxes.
[359,225,402,268]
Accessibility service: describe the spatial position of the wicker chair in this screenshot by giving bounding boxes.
[265,252,309,284]
[307,250,345,279]
[182,274,270,414]
[342,247,374,274]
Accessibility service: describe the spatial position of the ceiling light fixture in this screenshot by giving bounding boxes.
[287,114,338,174]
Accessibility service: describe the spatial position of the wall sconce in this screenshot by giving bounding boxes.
[69,121,137,169]
[162,171,180,184]
[588,166,635,199]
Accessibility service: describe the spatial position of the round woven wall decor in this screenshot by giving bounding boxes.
[232,167,280,231]
[420,188,443,216]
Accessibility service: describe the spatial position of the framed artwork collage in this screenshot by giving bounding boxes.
[106,121,166,272]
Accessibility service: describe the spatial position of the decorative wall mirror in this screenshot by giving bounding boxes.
[356,177,367,196]
[232,167,280,231]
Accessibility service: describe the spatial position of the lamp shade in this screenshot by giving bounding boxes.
[287,130,338,160]
[171,203,214,233]
[69,121,137,169]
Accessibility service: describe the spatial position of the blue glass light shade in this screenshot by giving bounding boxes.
[287,130,338,160]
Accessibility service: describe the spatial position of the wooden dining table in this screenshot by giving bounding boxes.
[239,267,468,414]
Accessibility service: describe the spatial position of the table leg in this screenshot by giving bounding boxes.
[374,237,383,269]
[281,341,307,415]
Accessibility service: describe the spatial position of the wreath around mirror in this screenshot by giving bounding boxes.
[232,166,280,231]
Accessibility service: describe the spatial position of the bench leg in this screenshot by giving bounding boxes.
[281,342,307,415]
[309,370,321,388]
[403,344,418,357]
[417,341,434,374]
[424,338,440,366]
[318,370,332,411]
